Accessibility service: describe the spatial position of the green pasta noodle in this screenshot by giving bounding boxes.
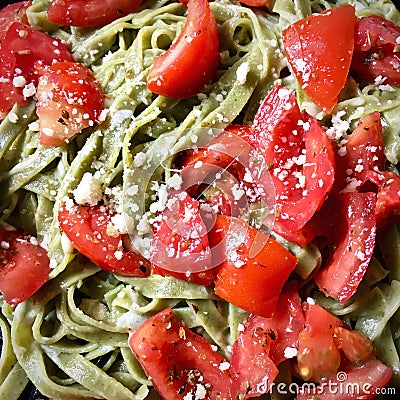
[0,0,400,399]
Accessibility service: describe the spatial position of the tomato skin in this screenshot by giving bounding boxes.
[37,61,105,146]
[252,85,335,236]
[150,191,213,286]
[47,0,142,28]
[0,227,50,306]
[0,1,30,42]
[147,0,219,98]
[128,308,234,400]
[314,191,376,303]
[0,22,73,119]
[58,203,150,277]
[209,215,297,318]
[351,15,400,85]
[283,5,357,113]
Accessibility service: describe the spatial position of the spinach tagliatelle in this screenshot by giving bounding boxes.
[0,0,400,399]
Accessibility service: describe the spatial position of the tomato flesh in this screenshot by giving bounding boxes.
[128,308,234,400]
[252,85,335,236]
[351,15,400,85]
[230,319,278,397]
[314,191,376,303]
[58,203,150,277]
[283,5,357,113]
[0,22,73,119]
[0,227,50,306]
[147,0,219,98]
[209,214,297,318]
[230,281,305,398]
[0,1,30,42]
[150,191,213,285]
[47,0,142,28]
[36,61,105,146]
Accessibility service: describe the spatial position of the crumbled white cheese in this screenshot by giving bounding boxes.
[73,172,103,206]
[236,62,250,85]
[167,173,183,190]
[284,346,298,359]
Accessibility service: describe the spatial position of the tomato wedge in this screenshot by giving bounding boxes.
[150,190,213,285]
[0,227,50,306]
[36,61,105,146]
[252,85,335,236]
[296,303,391,399]
[314,191,376,303]
[335,111,384,192]
[128,308,234,400]
[0,1,30,41]
[0,22,73,119]
[208,214,297,318]
[147,0,219,98]
[351,15,400,85]
[230,318,278,397]
[47,0,142,28]
[283,5,357,113]
[230,282,304,397]
[58,203,150,277]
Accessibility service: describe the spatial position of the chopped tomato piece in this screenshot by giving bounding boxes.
[0,22,73,119]
[351,15,400,85]
[362,170,400,230]
[238,0,274,8]
[0,226,50,306]
[147,0,219,98]
[334,111,385,193]
[333,326,375,363]
[0,1,30,41]
[297,303,342,381]
[230,317,278,397]
[150,191,213,285]
[283,5,357,113]
[128,308,234,400]
[58,203,150,277]
[36,61,105,146]
[297,303,377,384]
[314,191,376,302]
[252,86,335,236]
[208,214,297,317]
[47,0,142,28]
[230,281,304,397]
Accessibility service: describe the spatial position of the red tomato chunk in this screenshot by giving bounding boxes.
[36,61,105,146]
[128,308,234,400]
[47,0,142,28]
[0,21,73,119]
[147,0,220,99]
[283,5,357,113]
[58,203,150,277]
[0,227,50,306]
